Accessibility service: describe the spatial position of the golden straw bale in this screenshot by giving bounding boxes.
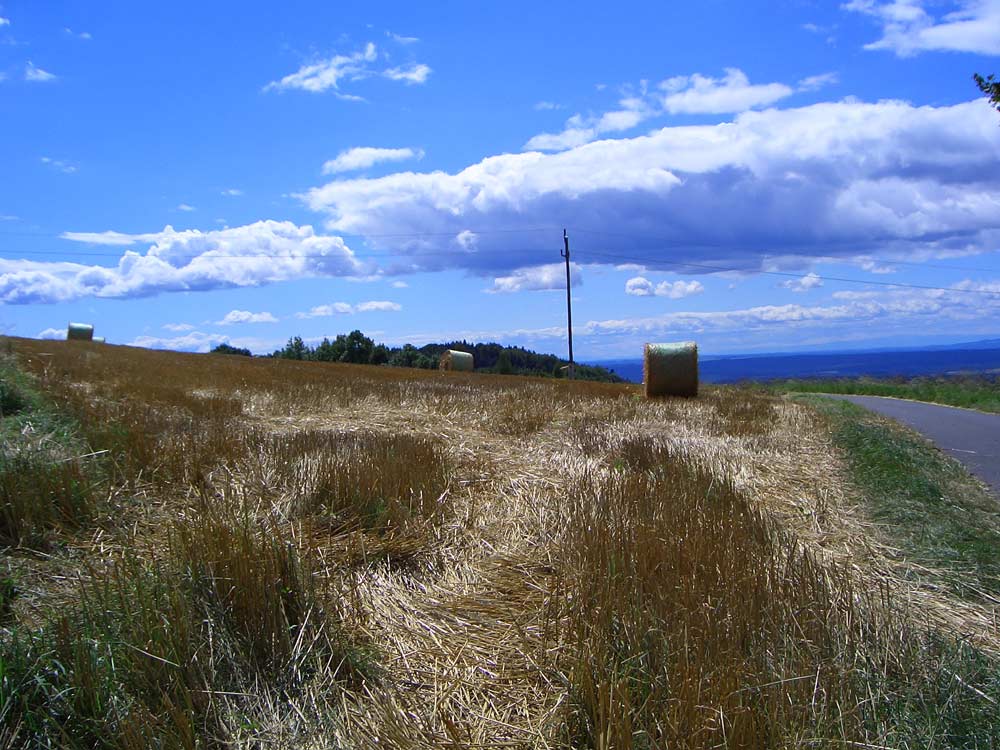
[439,349,474,372]
[644,341,698,397]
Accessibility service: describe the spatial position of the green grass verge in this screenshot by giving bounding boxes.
[773,374,1000,413]
[0,355,105,548]
[799,394,1000,601]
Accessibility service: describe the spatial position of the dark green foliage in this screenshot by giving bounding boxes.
[974,72,1000,115]
[268,330,624,382]
[210,343,252,357]
[274,335,309,360]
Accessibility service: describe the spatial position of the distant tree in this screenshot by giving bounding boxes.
[495,349,513,375]
[312,337,341,362]
[339,330,375,364]
[974,73,1000,116]
[210,343,252,357]
[273,335,308,360]
[370,344,391,366]
[388,344,422,368]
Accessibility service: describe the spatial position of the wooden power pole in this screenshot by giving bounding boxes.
[561,228,575,378]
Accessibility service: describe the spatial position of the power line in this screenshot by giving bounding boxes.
[578,248,1000,299]
[571,226,1000,275]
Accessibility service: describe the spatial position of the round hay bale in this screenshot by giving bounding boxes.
[644,341,698,398]
[92,336,106,344]
[439,349,474,372]
[67,322,94,342]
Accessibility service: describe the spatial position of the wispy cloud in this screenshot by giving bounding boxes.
[64,27,92,40]
[0,17,10,27]
[177,203,196,212]
[265,42,431,97]
[355,300,402,312]
[295,300,401,318]
[221,188,243,196]
[387,31,420,44]
[163,322,196,332]
[625,277,705,298]
[383,63,431,84]
[798,72,839,91]
[525,90,652,151]
[25,61,56,82]
[40,156,76,174]
[322,146,424,175]
[844,0,1000,56]
[131,331,230,353]
[216,309,278,325]
[525,68,822,152]
[534,101,563,111]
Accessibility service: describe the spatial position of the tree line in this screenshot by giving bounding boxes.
[210,331,622,382]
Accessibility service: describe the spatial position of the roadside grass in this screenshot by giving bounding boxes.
[798,394,1000,601]
[772,374,1000,413]
[0,354,105,548]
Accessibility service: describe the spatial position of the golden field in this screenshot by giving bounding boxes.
[1,337,998,749]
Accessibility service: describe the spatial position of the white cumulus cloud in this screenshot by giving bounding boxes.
[323,146,424,174]
[780,271,824,292]
[626,277,705,298]
[301,98,1000,281]
[3,220,368,305]
[488,263,582,293]
[845,0,1000,56]
[661,68,793,114]
[37,327,65,340]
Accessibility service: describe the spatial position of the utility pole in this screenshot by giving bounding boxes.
[561,228,575,379]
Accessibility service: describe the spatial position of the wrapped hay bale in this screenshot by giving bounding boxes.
[92,337,106,344]
[67,322,94,342]
[644,341,698,398]
[439,349,474,372]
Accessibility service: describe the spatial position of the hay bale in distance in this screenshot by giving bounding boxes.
[92,337,106,344]
[67,322,94,342]
[644,341,698,398]
[439,349,474,372]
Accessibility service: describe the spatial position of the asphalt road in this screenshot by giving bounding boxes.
[823,395,1000,498]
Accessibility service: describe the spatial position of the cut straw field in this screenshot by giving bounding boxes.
[1,336,999,749]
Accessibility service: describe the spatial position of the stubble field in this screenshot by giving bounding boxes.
[1,337,999,749]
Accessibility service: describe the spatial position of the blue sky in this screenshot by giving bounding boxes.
[2,0,999,359]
